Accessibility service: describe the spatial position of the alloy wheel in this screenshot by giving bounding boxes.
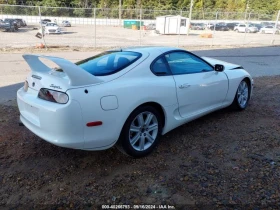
[237,81,249,108]
[129,111,158,151]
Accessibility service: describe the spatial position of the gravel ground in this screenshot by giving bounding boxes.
[1,76,280,209]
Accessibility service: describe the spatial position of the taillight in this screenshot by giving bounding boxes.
[38,88,69,104]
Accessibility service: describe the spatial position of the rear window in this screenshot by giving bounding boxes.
[76,51,141,76]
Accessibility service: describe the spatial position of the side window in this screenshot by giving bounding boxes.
[151,57,170,76]
[165,52,213,75]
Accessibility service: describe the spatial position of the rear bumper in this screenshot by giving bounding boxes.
[17,87,85,149]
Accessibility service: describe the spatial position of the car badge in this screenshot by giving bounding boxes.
[32,75,42,80]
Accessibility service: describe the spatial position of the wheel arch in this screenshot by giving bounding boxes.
[118,101,166,139]
[135,102,166,129]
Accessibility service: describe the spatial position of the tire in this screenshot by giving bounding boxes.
[117,106,163,158]
[230,79,250,111]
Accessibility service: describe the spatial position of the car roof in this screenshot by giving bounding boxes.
[112,46,180,54]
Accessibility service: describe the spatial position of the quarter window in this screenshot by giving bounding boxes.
[165,52,213,75]
[151,57,170,76]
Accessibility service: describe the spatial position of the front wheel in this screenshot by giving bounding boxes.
[117,106,163,158]
[230,79,250,110]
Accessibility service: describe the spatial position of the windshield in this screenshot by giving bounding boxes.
[46,23,57,26]
[76,51,142,76]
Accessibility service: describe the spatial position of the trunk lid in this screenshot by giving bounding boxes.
[23,54,103,92]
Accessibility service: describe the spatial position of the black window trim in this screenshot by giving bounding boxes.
[150,50,214,76]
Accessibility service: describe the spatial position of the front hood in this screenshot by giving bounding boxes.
[202,57,243,70]
[46,26,59,30]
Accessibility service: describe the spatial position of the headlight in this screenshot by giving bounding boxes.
[38,88,69,104]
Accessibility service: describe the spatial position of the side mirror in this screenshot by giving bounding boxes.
[214,64,224,72]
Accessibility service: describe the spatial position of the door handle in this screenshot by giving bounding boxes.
[179,84,191,89]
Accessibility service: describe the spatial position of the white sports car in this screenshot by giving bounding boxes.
[17,47,253,157]
[44,22,61,34]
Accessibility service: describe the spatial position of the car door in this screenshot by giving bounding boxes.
[164,51,228,118]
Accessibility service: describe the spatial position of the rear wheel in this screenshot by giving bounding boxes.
[117,106,162,158]
[230,79,250,110]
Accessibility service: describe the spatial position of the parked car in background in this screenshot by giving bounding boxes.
[209,23,229,31]
[146,23,156,30]
[0,19,4,29]
[190,23,205,30]
[44,22,62,34]
[62,20,71,27]
[260,25,279,34]
[225,22,239,30]
[4,18,20,28]
[249,23,262,31]
[15,18,27,27]
[260,22,274,27]
[206,22,214,29]
[39,19,51,26]
[234,24,258,33]
[0,19,18,32]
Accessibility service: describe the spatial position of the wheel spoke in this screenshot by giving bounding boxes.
[146,133,155,143]
[139,135,145,151]
[137,114,145,126]
[243,89,248,97]
[145,113,153,126]
[130,133,141,146]
[130,125,140,133]
[240,96,244,105]
[148,123,158,132]
[238,95,242,104]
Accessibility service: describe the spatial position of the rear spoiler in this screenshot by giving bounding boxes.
[22,54,103,86]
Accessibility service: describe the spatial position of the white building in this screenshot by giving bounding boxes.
[156,15,190,35]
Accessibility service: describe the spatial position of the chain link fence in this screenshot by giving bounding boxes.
[0,4,279,49]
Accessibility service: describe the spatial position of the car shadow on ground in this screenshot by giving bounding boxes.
[0,82,23,105]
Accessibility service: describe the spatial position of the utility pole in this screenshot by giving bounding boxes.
[271,10,280,45]
[119,0,122,26]
[187,0,194,36]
